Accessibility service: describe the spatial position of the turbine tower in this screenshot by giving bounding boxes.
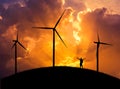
[12,31,26,74]
[32,9,67,67]
[94,32,111,72]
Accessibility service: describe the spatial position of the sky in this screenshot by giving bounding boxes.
[0,0,120,79]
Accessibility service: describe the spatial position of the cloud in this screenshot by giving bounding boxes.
[0,0,16,3]
[0,0,87,78]
[0,0,120,79]
[64,0,86,11]
[0,0,65,78]
[80,7,120,78]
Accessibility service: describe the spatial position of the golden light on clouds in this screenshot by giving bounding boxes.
[79,8,92,15]
[1,25,17,40]
[55,8,93,67]
[73,31,81,44]
[1,0,120,79]
[58,56,79,67]
[24,37,36,52]
[3,6,93,70]
[54,7,95,67]
[62,0,65,5]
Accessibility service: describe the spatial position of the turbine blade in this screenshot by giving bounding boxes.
[18,41,26,50]
[94,41,98,44]
[32,27,53,29]
[100,42,111,45]
[12,42,16,49]
[54,9,66,28]
[55,29,67,47]
[17,31,18,41]
[97,32,100,42]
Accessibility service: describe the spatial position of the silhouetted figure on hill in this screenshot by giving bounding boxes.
[77,57,84,68]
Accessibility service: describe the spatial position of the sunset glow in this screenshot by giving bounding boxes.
[0,0,120,79]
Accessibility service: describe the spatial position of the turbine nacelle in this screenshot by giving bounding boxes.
[13,40,17,42]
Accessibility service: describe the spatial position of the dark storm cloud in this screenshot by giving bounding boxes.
[0,0,64,78]
[0,0,27,4]
[0,0,15,3]
[0,4,5,15]
[64,0,86,11]
[64,0,86,19]
[0,0,64,36]
[27,0,63,26]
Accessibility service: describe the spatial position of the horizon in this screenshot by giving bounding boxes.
[1,66,120,80]
[2,66,120,88]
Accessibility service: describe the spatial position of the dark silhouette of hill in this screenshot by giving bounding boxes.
[1,66,120,88]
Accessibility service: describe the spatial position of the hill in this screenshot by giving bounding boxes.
[1,66,120,88]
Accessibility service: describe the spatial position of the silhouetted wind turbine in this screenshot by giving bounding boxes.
[32,9,67,67]
[12,31,27,74]
[94,32,111,72]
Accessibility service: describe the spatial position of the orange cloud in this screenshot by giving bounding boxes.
[1,0,120,79]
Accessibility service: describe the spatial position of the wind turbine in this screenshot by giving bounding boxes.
[32,9,67,67]
[12,31,27,74]
[94,32,111,72]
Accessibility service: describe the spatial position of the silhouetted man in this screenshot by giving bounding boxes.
[77,58,84,68]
